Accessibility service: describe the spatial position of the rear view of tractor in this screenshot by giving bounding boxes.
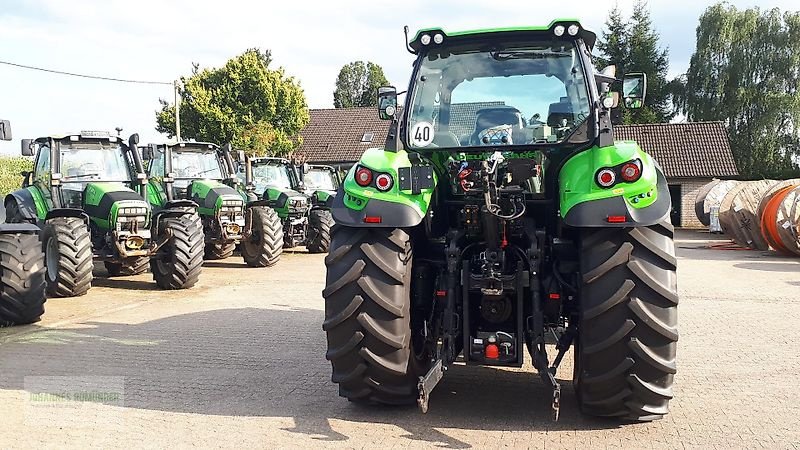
[239,157,333,253]
[5,131,203,296]
[144,142,283,267]
[322,20,678,421]
[0,119,46,326]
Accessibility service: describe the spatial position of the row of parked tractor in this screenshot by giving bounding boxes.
[0,123,341,327]
[695,178,800,256]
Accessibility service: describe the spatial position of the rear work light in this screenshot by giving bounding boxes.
[355,166,372,187]
[375,173,393,191]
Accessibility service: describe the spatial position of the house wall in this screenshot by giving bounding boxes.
[668,177,713,228]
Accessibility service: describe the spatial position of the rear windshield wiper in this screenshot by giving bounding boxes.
[63,173,100,180]
[491,51,570,61]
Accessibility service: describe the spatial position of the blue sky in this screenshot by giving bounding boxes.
[1,0,796,155]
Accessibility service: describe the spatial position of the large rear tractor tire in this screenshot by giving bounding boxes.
[576,217,678,421]
[0,232,47,326]
[151,215,204,290]
[241,206,283,267]
[204,242,235,260]
[104,257,149,276]
[322,226,428,405]
[306,209,334,254]
[41,217,93,297]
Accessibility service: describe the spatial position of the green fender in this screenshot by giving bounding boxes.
[332,148,438,227]
[5,186,49,222]
[559,141,671,227]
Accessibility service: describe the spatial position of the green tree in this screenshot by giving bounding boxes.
[156,48,309,157]
[596,1,673,124]
[333,61,389,108]
[597,4,629,70]
[675,4,800,178]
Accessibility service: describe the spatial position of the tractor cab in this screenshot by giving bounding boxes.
[144,142,234,201]
[242,157,304,199]
[21,131,141,211]
[302,165,340,198]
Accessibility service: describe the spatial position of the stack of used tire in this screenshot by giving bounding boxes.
[695,179,800,255]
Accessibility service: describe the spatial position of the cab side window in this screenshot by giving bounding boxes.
[33,144,53,207]
[149,149,165,177]
[34,144,50,182]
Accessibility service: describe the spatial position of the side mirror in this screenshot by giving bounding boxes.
[21,139,35,156]
[377,86,398,120]
[128,133,140,148]
[0,120,11,141]
[622,73,647,109]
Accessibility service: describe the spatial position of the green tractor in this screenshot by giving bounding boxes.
[0,119,46,326]
[143,142,283,267]
[322,20,678,421]
[5,131,204,297]
[239,156,333,253]
[302,164,341,200]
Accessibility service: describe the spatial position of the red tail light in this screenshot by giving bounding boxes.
[375,173,393,191]
[355,167,372,187]
[620,161,642,182]
[596,169,616,188]
[363,216,382,223]
[607,215,627,223]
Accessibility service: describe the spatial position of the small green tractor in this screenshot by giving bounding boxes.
[303,164,341,200]
[5,131,204,297]
[0,119,46,326]
[143,142,283,267]
[322,20,678,421]
[238,157,333,253]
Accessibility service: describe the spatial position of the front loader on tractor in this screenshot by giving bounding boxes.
[0,119,46,326]
[5,131,204,297]
[142,142,283,267]
[238,156,334,253]
[322,20,678,421]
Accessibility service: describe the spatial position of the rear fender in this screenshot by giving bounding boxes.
[0,223,40,234]
[332,148,437,228]
[5,188,45,222]
[559,142,671,227]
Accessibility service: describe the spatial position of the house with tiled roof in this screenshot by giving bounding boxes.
[295,107,738,228]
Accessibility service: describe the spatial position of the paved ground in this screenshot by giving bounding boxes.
[1,231,799,449]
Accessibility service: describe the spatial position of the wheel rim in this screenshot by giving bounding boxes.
[45,236,59,282]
